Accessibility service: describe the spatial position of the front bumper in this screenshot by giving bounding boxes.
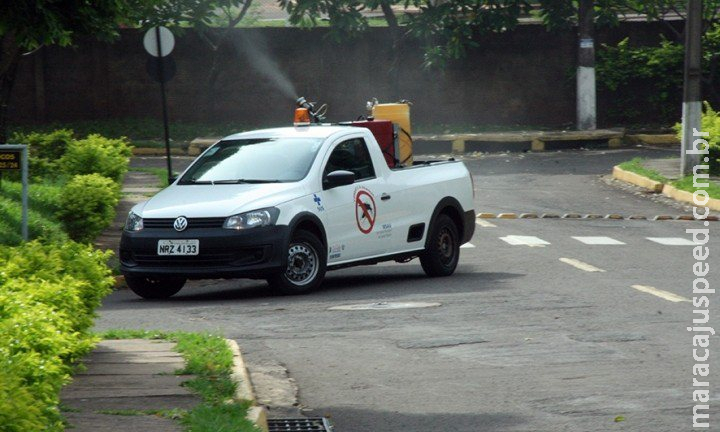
[119,225,291,280]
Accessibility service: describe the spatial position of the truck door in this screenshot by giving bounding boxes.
[319,137,391,263]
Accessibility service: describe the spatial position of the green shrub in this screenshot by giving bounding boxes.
[0,371,46,432]
[674,102,720,176]
[0,241,114,317]
[56,174,120,243]
[9,129,74,179]
[597,24,720,126]
[60,134,132,183]
[0,241,113,431]
[597,37,684,124]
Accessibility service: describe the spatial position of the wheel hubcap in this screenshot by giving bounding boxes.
[437,228,455,266]
[285,242,318,286]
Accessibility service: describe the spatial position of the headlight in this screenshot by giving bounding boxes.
[223,208,279,230]
[124,211,144,232]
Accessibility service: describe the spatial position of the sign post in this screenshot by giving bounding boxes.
[143,26,176,184]
[0,144,29,241]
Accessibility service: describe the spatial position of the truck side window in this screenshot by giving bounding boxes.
[324,138,376,181]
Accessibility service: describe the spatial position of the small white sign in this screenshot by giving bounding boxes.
[143,26,175,57]
[580,38,594,49]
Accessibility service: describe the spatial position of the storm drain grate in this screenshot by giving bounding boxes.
[268,417,334,432]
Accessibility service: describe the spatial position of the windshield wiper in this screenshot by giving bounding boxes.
[211,179,283,184]
[179,179,283,185]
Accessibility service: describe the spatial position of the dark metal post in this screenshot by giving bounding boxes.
[21,145,27,241]
[155,27,173,184]
[681,0,704,176]
[577,0,596,130]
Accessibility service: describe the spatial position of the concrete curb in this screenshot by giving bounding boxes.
[612,165,720,211]
[612,166,664,193]
[226,339,269,432]
[625,134,679,147]
[663,184,720,211]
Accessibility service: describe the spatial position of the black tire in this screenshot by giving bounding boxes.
[125,275,186,299]
[420,213,460,277]
[267,230,326,295]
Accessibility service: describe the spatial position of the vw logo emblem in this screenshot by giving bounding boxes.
[173,216,188,232]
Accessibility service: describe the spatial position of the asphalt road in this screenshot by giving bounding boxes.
[102,148,719,431]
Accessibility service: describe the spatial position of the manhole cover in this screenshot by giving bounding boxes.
[329,301,441,311]
[268,417,333,431]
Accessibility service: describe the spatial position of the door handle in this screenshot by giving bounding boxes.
[381,193,391,201]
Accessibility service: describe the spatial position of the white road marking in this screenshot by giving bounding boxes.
[631,285,691,303]
[475,219,497,228]
[572,236,626,245]
[646,237,697,246]
[559,258,606,272]
[499,235,550,247]
[460,243,475,249]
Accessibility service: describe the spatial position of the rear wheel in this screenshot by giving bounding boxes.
[268,230,326,295]
[420,213,460,277]
[125,275,186,299]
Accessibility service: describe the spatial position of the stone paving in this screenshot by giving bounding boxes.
[60,339,200,432]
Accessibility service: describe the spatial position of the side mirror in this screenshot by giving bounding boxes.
[323,170,355,190]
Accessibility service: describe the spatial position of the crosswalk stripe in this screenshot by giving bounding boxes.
[631,285,691,303]
[499,235,550,247]
[572,236,626,245]
[559,258,605,272]
[460,243,475,248]
[646,237,697,246]
[475,219,497,228]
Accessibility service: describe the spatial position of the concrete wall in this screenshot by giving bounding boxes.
[10,22,677,129]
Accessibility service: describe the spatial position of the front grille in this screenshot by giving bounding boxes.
[133,252,237,267]
[129,247,267,267]
[268,418,334,432]
[143,217,226,229]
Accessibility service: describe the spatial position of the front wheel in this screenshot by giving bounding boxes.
[125,275,186,299]
[420,214,460,277]
[267,230,326,295]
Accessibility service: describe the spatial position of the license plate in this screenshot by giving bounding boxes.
[157,239,199,256]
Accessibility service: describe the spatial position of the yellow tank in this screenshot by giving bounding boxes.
[372,103,413,166]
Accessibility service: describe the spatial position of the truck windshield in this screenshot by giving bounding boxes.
[178,138,323,184]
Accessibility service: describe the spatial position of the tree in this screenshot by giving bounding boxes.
[280,0,534,68]
[127,0,255,115]
[0,1,132,142]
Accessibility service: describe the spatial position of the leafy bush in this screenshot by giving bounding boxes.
[60,134,132,183]
[674,102,720,176]
[8,129,74,179]
[0,179,68,246]
[597,37,684,124]
[597,24,720,125]
[56,174,120,243]
[0,241,113,431]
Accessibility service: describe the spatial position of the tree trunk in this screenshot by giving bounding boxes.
[0,33,21,143]
[380,1,401,100]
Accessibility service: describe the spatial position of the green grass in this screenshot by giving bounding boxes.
[99,329,260,432]
[130,167,170,188]
[96,409,186,419]
[617,158,669,183]
[0,179,68,245]
[11,118,250,143]
[672,175,720,199]
[618,157,720,199]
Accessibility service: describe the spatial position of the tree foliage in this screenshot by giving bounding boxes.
[0,0,133,142]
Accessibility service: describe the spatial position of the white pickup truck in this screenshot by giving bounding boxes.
[120,125,475,298]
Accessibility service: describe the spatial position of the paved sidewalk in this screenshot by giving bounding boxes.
[61,339,200,432]
[94,170,162,269]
